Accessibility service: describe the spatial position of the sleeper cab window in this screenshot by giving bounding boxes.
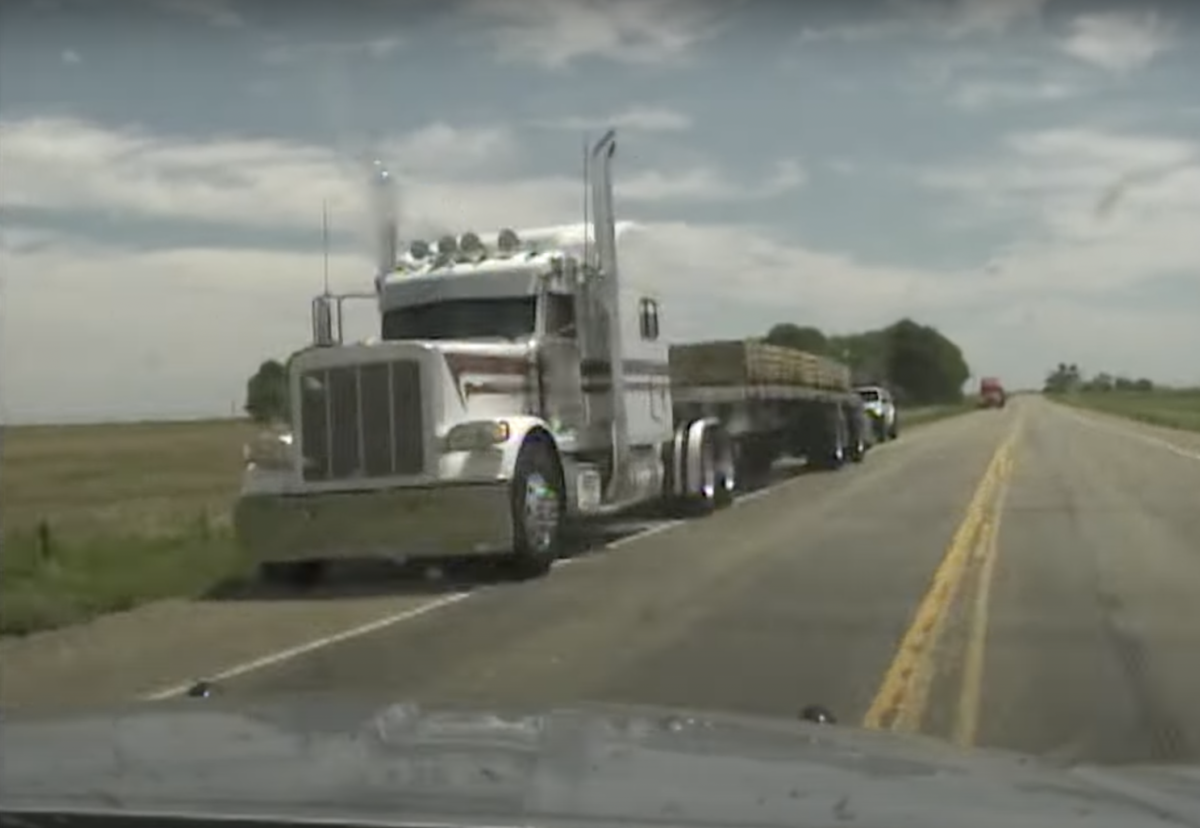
[638,298,660,341]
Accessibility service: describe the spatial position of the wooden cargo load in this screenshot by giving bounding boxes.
[668,339,851,391]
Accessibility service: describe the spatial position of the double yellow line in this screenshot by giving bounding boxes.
[862,414,1023,744]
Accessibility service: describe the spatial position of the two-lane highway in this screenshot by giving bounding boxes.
[210,396,1200,765]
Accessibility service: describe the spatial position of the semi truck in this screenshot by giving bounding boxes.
[234,129,871,585]
[979,377,1006,408]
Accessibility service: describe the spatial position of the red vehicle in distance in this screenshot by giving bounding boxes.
[979,376,1007,408]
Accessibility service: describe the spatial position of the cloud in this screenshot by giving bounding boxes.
[0,117,535,236]
[1058,10,1173,73]
[0,116,805,243]
[917,127,1200,302]
[462,0,734,68]
[0,233,375,423]
[621,159,806,201]
[534,105,693,133]
[947,79,1081,110]
[798,0,1047,43]
[260,35,405,65]
[154,0,244,28]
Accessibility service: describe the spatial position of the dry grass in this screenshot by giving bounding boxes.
[2,419,258,540]
[1,419,258,636]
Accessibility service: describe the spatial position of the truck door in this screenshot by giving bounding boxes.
[538,292,586,435]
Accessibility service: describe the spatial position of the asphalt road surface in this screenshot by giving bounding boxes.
[206,396,1200,767]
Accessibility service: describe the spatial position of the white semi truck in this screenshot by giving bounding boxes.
[234,130,872,584]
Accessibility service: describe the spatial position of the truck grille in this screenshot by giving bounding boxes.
[298,360,424,482]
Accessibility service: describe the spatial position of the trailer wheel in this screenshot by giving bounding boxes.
[507,435,565,579]
[850,435,867,463]
[810,408,848,471]
[712,426,736,509]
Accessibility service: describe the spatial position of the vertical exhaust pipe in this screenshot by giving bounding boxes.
[588,130,628,500]
[371,159,398,279]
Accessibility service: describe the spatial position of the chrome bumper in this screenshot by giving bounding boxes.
[234,482,514,564]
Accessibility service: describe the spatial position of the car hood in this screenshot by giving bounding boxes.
[2,696,1199,828]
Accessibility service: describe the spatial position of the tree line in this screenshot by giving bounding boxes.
[1043,363,1158,394]
[764,318,971,406]
[243,317,972,423]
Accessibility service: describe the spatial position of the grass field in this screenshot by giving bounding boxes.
[1050,389,1200,433]
[1,420,258,635]
[1,403,975,636]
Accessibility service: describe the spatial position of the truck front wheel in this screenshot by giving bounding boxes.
[507,436,565,579]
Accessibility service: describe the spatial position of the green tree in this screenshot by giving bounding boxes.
[763,317,971,404]
[765,323,828,354]
[882,318,969,405]
[244,359,289,424]
[1043,362,1082,393]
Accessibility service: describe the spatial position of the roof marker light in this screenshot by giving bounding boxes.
[497,228,520,256]
[459,231,486,262]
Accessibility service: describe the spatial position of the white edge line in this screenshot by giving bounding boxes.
[1057,404,1200,462]
[138,440,896,701]
[604,518,684,550]
[139,592,472,701]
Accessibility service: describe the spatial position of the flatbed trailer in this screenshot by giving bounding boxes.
[668,339,871,482]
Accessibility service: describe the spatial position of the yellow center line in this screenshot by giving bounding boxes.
[862,414,1023,733]
[952,448,1014,747]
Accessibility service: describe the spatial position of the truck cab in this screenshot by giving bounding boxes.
[234,130,727,584]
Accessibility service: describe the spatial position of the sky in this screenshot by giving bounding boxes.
[1,0,1197,423]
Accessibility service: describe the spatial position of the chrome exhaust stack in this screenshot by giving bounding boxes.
[588,130,629,501]
[371,159,399,279]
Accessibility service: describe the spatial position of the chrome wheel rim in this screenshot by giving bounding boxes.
[523,472,559,554]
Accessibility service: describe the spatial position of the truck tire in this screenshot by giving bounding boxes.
[507,436,565,579]
[850,434,867,463]
[810,407,848,471]
[670,420,735,517]
[846,407,867,463]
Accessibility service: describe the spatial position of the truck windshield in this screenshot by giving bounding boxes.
[382,297,536,341]
[858,389,881,402]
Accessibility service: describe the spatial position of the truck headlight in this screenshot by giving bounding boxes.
[444,420,510,452]
[243,430,295,470]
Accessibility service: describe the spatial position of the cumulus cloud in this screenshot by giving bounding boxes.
[0,233,375,423]
[798,0,1047,43]
[1058,10,1173,74]
[462,0,735,68]
[917,127,1200,300]
[0,117,805,240]
[534,105,693,133]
